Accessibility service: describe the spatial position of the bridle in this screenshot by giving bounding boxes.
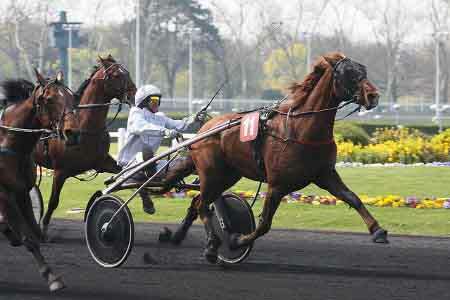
[0,80,76,140]
[75,62,135,131]
[34,80,78,139]
[76,63,134,110]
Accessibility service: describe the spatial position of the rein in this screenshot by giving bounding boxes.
[271,97,358,117]
[76,102,120,109]
[0,125,52,134]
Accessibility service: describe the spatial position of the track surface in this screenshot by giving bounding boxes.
[1,219,450,300]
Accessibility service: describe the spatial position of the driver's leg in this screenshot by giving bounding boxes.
[140,148,156,215]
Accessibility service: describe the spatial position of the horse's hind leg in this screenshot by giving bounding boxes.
[41,169,68,241]
[315,168,388,243]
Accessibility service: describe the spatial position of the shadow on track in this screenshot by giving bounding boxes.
[124,261,450,282]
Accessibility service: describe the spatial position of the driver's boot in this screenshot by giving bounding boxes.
[139,190,155,215]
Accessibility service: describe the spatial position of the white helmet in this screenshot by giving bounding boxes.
[135,84,162,107]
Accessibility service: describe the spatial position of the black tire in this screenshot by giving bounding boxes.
[29,185,44,224]
[85,194,134,268]
[211,192,255,264]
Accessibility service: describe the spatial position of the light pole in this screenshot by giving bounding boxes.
[433,31,449,132]
[188,29,193,115]
[67,27,72,89]
[302,12,315,73]
[50,12,81,89]
[305,32,312,73]
[391,103,400,126]
[135,0,141,87]
[188,27,199,115]
[62,23,80,90]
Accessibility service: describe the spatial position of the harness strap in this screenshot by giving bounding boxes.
[266,132,335,145]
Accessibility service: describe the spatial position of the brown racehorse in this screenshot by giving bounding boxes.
[162,52,386,263]
[34,55,136,240]
[0,70,79,291]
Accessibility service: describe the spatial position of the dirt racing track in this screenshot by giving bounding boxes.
[1,220,450,300]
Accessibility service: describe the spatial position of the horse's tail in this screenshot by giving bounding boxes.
[0,79,35,103]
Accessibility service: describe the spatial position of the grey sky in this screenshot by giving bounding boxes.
[1,0,440,44]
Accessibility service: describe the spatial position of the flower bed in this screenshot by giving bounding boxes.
[336,128,450,164]
[167,190,450,209]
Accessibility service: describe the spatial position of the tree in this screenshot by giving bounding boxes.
[263,43,307,91]
[133,0,221,98]
[356,0,421,106]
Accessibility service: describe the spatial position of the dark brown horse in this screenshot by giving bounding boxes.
[163,52,386,263]
[34,55,136,240]
[0,70,79,291]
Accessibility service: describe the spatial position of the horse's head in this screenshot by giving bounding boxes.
[34,69,80,145]
[328,54,379,110]
[94,55,137,105]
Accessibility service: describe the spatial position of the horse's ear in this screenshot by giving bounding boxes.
[107,54,113,60]
[34,68,46,86]
[56,71,65,83]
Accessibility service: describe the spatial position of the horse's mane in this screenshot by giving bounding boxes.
[0,79,35,104]
[286,52,346,105]
[74,55,117,104]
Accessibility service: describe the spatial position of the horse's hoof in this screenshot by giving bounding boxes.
[372,228,389,244]
[48,278,66,292]
[158,227,172,243]
[229,233,246,250]
[171,230,187,246]
[203,247,218,264]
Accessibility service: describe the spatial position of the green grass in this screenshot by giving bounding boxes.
[38,166,450,237]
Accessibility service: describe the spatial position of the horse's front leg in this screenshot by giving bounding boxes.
[231,186,286,249]
[159,194,200,245]
[41,169,68,241]
[315,168,388,243]
[6,191,65,291]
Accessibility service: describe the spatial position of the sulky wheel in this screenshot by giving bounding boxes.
[29,185,44,224]
[211,192,256,265]
[85,194,134,268]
